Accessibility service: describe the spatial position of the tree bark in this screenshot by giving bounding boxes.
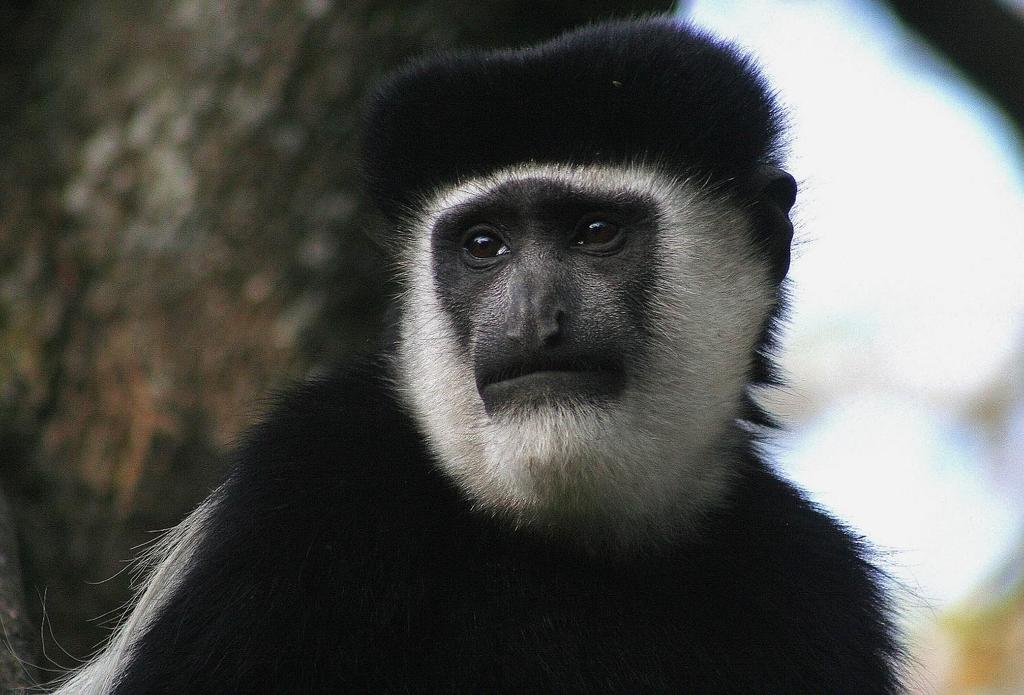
[0,0,666,681]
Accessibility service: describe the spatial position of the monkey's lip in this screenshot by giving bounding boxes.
[490,369,615,388]
[479,356,622,390]
[478,361,625,411]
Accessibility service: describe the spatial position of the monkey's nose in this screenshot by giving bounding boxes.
[505,307,565,349]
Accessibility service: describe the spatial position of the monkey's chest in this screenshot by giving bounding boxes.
[320,523,834,693]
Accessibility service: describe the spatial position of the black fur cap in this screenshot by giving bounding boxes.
[361,18,787,219]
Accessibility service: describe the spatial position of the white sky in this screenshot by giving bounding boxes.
[684,0,1024,607]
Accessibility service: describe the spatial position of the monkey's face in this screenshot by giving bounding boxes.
[429,175,655,416]
[396,163,785,551]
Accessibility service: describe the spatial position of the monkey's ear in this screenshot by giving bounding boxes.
[749,165,797,283]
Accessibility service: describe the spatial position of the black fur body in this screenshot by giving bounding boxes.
[110,360,901,694]
[55,18,905,695]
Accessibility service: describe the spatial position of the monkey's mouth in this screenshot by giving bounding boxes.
[477,357,625,413]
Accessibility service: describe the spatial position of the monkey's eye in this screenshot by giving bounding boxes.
[463,228,509,260]
[571,217,623,250]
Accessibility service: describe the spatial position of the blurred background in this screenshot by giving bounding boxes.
[0,0,1021,692]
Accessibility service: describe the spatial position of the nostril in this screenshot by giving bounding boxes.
[505,323,525,345]
[539,310,565,346]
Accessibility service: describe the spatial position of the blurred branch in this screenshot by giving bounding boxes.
[882,0,1024,140]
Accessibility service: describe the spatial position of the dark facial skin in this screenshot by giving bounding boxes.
[430,178,659,415]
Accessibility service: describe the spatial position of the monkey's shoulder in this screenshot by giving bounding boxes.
[218,359,463,542]
[230,360,427,486]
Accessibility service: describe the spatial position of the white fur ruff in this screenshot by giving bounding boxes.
[396,162,776,553]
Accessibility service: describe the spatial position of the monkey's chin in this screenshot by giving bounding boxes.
[479,370,624,416]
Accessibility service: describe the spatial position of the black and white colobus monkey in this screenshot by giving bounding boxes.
[55,18,903,694]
